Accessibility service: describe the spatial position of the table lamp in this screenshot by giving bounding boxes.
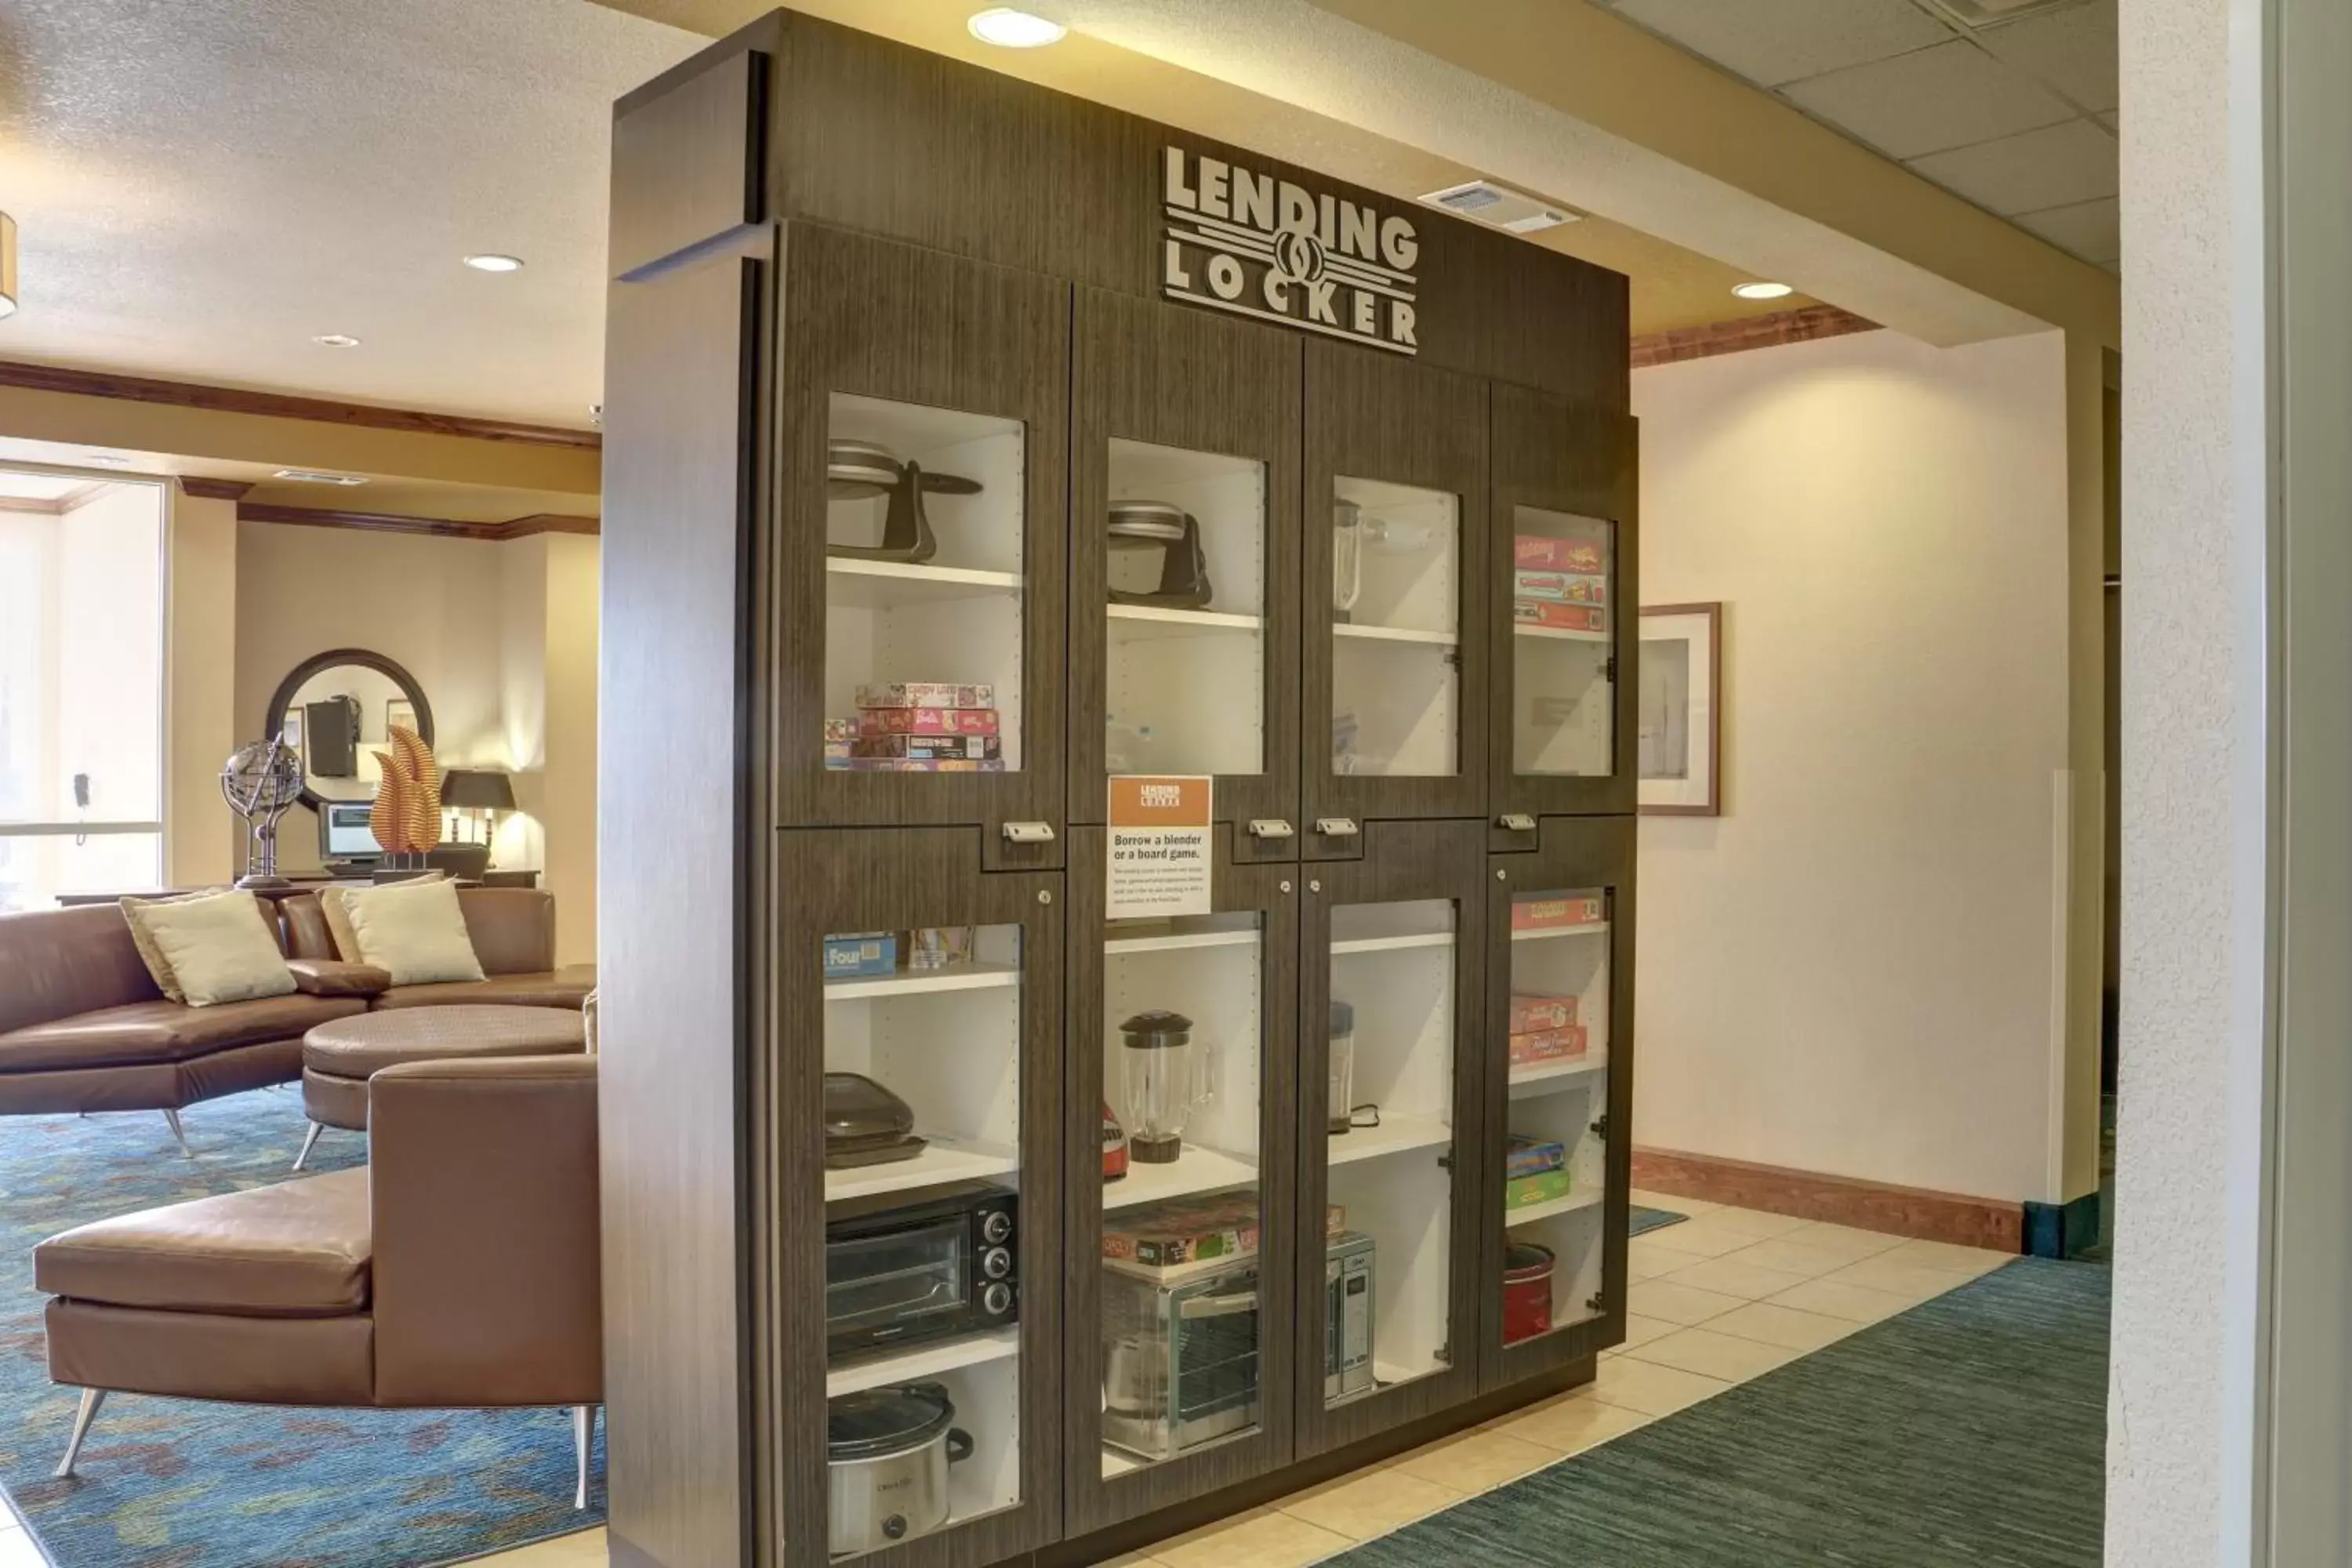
[440,769,517,858]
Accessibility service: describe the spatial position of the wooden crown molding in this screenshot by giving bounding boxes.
[0,359,601,452]
[238,499,600,543]
[0,482,109,515]
[177,477,256,502]
[1631,304,1879,371]
[1631,1146,2022,1253]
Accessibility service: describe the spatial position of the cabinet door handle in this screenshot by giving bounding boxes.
[1497,813,1536,832]
[1000,821,1055,844]
[1247,818,1294,840]
[1314,817,1359,837]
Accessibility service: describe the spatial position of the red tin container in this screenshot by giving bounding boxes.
[1502,1242,1556,1345]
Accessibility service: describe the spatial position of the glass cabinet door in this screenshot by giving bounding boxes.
[1071,292,1301,858]
[1062,829,1298,1534]
[1303,342,1488,849]
[1294,821,1486,1454]
[1489,383,1638,828]
[769,829,1062,1567]
[775,223,1069,861]
[1483,818,1635,1388]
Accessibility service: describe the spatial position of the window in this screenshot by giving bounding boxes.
[0,471,167,913]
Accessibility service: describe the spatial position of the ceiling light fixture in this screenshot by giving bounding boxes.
[968,8,1066,47]
[272,469,370,486]
[1732,281,1794,300]
[312,332,361,347]
[464,253,524,273]
[83,454,132,466]
[0,212,16,319]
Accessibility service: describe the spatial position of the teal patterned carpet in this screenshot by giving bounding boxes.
[1338,1258,2108,1567]
[0,1090,601,1567]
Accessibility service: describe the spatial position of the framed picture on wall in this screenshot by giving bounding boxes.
[385,697,416,737]
[1639,603,1722,816]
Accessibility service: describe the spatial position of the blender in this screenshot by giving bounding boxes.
[1120,1010,1208,1164]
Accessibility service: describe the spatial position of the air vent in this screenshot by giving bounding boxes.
[272,469,370,486]
[1420,180,1578,236]
[1917,0,2078,26]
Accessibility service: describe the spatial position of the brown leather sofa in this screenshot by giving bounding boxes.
[0,888,594,1144]
[35,1053,602,1505]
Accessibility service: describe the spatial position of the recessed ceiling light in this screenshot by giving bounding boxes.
[464,253,524,273]
[83,454,132,466]
[968,8,1065,47]
[1732,281,1795,300]
[272,469,370,486]
[311,332,361,348]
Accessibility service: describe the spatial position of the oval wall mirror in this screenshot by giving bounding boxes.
[263,648,435,813]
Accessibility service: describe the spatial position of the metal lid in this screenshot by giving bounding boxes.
[1109,499,1190,542]
[1503,1242,1556,1281]
[827,439,902,490]
[823,1073,915,1143]
[1329,1000,1355,1035]
[1118,1009,1193,1048]
[826,1382,954,1461]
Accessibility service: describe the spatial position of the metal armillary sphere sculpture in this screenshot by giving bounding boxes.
[221,737,304,889]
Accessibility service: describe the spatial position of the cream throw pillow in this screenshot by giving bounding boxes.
[338,878,486,986]
[319,873,446,960]
[129,890,297,1007]
[120,889,230,1001]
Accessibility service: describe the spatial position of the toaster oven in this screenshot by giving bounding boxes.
[825,1182,1018,1359]
[1102,1232,1374,1461]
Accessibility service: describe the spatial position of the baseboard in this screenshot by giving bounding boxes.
[1632,1147,2023,1252]
[2023,1190,2102,1258]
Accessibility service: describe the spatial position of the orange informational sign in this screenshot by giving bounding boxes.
[1107,775,1214,920]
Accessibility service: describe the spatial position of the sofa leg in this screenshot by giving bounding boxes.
[573,1404,596,1509]
[55,1388,104,1479]
[292,1122,325,1173]
[162,1109,189,1153]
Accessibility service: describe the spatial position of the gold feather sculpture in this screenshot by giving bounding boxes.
[367,727,445,855]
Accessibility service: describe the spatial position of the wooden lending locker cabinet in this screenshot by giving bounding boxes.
[600,13,1638,1566]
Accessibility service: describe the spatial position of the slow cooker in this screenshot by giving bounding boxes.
[826,1381,975,1555]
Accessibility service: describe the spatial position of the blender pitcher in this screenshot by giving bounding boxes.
[1120,1010,1210,1163]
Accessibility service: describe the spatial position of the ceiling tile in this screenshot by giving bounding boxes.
[1608,0,1955,89]
[1978,1,2118,113]
[2013,195,2120,263]
[1780,40,2074,159]
[1907,118,2119,212]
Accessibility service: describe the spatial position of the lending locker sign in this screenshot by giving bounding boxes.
[1160,145,1420,355]
[1107,775,1214,920]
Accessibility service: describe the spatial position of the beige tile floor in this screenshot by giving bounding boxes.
[0,1195,2007,1568]
[453,1192,2009,1568]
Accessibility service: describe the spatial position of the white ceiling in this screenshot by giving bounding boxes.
[0,0,701,427]
[1597,0,2118,270]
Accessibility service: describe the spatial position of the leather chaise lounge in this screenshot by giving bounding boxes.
[34,1054,603,1505]
[0,888,594,1143]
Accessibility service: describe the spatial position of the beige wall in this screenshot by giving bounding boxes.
[230,522,600,958]
[1631,326,2081,1204]
[166,492,239,887]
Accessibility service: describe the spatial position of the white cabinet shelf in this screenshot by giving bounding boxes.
[824,1138,1019,1203]
[1100,1143,1258,1210]
[1334,622,1457,647]
[1513,623,1610,644]
[826,1327,1020,1399]
[826,557,1025,606]
[1326,1113,1451,1167]
[1505,1187,1604,1227]
[824,962,1020,1001]
[1510,922,1610,942]
[1330,931,1454,956]
[1106,604,1263,639]
[1507,1052,1609,1098]
[1105,929,1258,956]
